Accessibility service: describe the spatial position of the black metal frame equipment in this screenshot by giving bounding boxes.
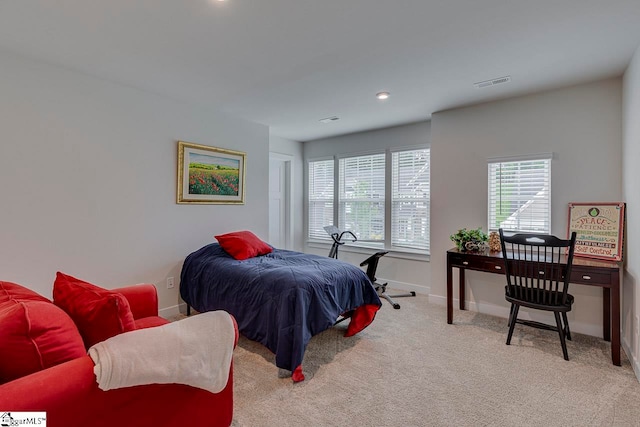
[324,226,416,309]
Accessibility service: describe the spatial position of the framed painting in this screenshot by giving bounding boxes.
[567,202,625,261]
[177,141,246,204]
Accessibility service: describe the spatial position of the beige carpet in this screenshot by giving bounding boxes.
[225,292,640,427]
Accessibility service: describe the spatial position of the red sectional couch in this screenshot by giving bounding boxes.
[0,278,236,427]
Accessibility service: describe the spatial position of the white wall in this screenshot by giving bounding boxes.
[0,50,269,314]
[269,133,304,251]
[303,122,431,294]
[431,79,622,337]
[622,45,640,377]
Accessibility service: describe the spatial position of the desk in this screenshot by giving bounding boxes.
[446,248,621,366]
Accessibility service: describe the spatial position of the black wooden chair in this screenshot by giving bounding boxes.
[499,229,577,360]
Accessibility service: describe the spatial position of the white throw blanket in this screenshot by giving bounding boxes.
[88,310,235,393]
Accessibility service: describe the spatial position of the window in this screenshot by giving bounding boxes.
[308,159,334,240]
[308,147,430,254]
[391,149,430,251]
[488,155,551,234]
[339,153,386,243]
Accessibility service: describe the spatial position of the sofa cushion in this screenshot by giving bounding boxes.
[53,272,136,348]
[0,298,86,384]
[0,281,50,305]
[214,230,273,260]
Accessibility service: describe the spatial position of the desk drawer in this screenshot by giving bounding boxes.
[449,253,485,270]
[449,253,506,272]
[483,258,506,273]
[570,267,612,286]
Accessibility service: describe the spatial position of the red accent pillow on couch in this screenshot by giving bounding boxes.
[53,272,137,348]
[0,282,86,384]
[214,230,272,260]
[0,281,50,304]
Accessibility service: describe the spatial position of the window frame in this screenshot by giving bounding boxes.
[306,145,430,257]
[307,157,335,242]
[338,152,387,246]
[390,147,430,253]
[487,153,552,234]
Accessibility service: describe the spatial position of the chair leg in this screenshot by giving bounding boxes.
[507,303,516,327]
[562,312,572,341]
[554,311,569,361]
[506,304,519,345]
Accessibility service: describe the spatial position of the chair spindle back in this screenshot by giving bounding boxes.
[499,230,577,306]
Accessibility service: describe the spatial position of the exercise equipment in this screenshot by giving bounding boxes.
[324,226,416,309]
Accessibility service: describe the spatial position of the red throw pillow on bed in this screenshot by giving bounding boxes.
[215,230,273,260]
[53,272,137,348]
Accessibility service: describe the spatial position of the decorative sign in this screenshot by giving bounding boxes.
[567,202,625,261]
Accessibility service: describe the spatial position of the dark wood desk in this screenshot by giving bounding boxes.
[446,248,622,366]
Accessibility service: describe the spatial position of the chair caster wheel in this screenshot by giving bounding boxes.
[393,303,401,309]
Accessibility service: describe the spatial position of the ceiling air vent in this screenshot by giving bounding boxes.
[319,116,340,124]
[474,76,511,89]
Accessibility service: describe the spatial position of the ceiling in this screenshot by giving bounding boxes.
[1,1,640,142]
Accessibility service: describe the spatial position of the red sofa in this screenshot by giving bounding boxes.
[0,279,236,427]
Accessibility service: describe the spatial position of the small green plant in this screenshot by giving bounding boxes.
[450,227,488,251]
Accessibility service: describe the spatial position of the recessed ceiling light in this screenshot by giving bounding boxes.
[376,92,390,100]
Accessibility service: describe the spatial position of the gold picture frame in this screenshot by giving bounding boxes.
[177,141,246,204]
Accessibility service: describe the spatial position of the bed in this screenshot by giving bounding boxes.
[180,242,381,381]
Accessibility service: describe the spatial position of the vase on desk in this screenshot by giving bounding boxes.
[488,231,501,252]
[463,241,486,252]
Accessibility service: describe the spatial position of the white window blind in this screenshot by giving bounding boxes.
[488,157,551,233]
[339,153,386,243]
[391,148,430,251]
[308,159,334,240]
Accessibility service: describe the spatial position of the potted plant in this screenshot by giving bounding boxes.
[450,227,488,251]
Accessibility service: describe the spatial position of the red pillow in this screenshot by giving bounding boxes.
[53,272,136,348]
[214,230,273,260]
[0,281,50,304]
[0,298,86,383]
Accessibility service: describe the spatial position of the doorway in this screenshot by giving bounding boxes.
[269,153,293,249]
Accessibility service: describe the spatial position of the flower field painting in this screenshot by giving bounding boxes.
[188,153,239,196]
[177,141,245,204]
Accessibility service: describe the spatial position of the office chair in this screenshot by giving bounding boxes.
[499,229,577,360]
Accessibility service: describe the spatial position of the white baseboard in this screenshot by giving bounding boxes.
[159,302,188,319]
[376,277,429,295]
[429,294,602,338]
[622,337,640,382]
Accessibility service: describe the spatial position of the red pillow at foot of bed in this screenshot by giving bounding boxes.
[344,304,380,337]
[292,365,305,382]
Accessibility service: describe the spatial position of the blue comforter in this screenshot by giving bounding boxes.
[180,243,381,372]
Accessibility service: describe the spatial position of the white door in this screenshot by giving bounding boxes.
[268,154,292,249]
